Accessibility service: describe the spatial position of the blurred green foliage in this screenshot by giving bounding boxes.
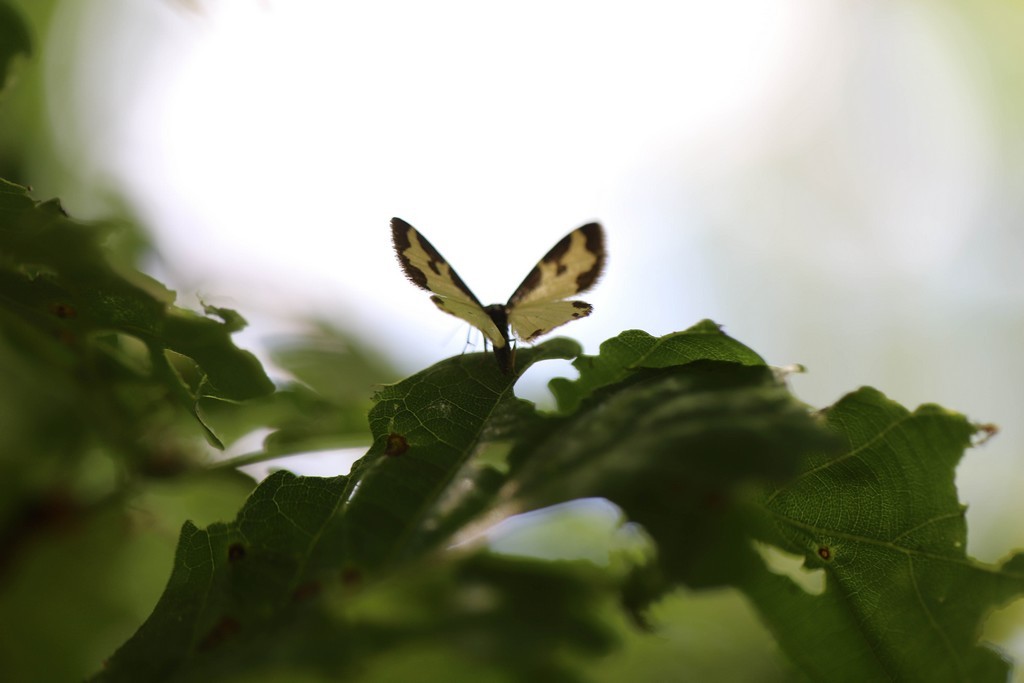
[0,1,31,88]
[0,171,392,680]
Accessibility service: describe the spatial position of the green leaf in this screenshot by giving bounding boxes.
[95,340,585,681]
[162,311,270,402]
[550,320,765,413]
[95,472,613,682]
[98,542,616,683]
[341,337,581,569]
[95,473,350,683]
[0,1,32,92]
[743,387,1024,682]
[332,553,617,682]
[0,179,273,453]
[88,323,1021,682]
[0,470,255,683]
[511,360,838,593]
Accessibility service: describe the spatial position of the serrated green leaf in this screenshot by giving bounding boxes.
[0,179,273,453]
[87,320,1023,683]
[162,312,270,402]
[95,341,586,681]
[743,387,1024,682]
[550,320,764,413]
[96,472,613,682]
[511,360,837,591]
[96,472,351,682]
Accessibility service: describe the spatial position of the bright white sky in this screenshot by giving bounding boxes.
[41,0,1024,585]
[49,0,829,361]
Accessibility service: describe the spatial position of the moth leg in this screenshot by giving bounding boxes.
[461,325,482,356]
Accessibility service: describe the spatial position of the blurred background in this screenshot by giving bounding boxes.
[2,0,1022,678]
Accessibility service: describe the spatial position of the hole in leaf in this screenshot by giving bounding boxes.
[981,593,1024,666]
[486,498,650,566]
[753,541,825,596]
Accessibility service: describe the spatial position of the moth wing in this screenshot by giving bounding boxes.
[507,223,605,306]
[391,218,506,347]
[392,217,482,303]
[508,300,594,342]
[430,296,507,348]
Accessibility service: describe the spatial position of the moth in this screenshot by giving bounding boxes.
[391,217,606,373]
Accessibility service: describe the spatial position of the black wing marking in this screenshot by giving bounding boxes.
[505,223,604,341]
[390,217,507,349]
[507,222,605,306]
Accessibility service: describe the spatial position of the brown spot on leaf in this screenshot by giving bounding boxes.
[49,302,77,319]
[140,446,189,477]
[198,617,241,651]
[0,490,82,577]
[385,433,409,457]
[341,567,362,586]
[817,546,832,561]
[292,580,322,602]
[702,491,727,511]
[227,543,246,562]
